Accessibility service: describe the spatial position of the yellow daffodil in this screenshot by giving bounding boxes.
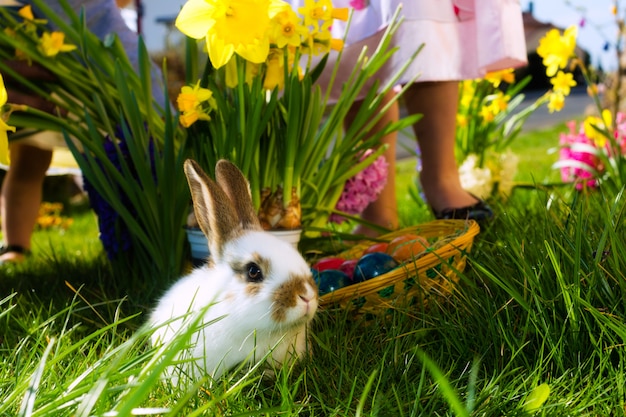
[17,5,47,34]
[0,73,17,165]
[270,8,307,48]
[547,91,565,113]
[179,109,201,127]
[329,38,343,51]
[485,68,515,88]
[177,81,215,112]
[583,117,603,147]
[537,26,577,77]
[550,71,577,96]
[179,105,214,127]
[263,49,284,89]
[490,91,510,112]
[175,0,288,68]
[583,110,612,148]
[38,31,77,57]
[459,80,475,108]
[302,29,337,55]
[331,6,349,21]
[18,5,35,20]
[601,108,612,129]
[177,81,217,127]
[480,104,496,122]
[457,114,468,128]
[299,0,347,32]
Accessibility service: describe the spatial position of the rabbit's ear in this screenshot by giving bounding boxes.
[184,159,241,256]
[215,159,262,231]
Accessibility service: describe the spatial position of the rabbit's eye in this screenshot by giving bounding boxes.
[246,262,264,283]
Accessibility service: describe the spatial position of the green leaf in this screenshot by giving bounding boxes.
[522,383,551,412]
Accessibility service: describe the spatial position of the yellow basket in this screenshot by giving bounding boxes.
[318,219,480,316]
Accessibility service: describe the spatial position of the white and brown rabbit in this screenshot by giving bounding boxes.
[150,159,318,383]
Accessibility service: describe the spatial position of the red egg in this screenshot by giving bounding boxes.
[338,259,358,280]
[312,256,345,272]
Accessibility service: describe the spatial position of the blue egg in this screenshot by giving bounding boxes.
[353,252,399,282]
[311,267,320,284]
[317,269,351,295]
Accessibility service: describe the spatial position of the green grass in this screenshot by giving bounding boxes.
[510,122,568,185]
[1,125,625,415]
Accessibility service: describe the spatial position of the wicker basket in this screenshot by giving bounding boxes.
[318,219,480,316]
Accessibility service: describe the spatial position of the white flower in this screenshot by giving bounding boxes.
[459,154,494,199]
[496,149,520,198]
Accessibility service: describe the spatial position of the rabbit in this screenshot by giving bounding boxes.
[150,159,318,384]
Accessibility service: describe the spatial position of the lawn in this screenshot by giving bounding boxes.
[1,122,625,415]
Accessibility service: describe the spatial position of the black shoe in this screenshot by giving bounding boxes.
[433,198,494,221]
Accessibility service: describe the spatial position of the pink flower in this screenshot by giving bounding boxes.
[331,150,388,224]
[558,120,600,190]
[349,0,368,11]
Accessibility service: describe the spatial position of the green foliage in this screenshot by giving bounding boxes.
[2,164,626,415]
[455,72,545,168]
[1,6,625,411]
[182,9,422,233]
[0,0,190,286]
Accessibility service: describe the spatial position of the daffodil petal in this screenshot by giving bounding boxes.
[331,7,349,21]
[175,0,216,39]
[236,39,270,64]
[0,74,7,105]
[0,130,11,165]
[602,109,613,128]
[207,33,235,68]
[268,0,290,18]
[196,88,213,102]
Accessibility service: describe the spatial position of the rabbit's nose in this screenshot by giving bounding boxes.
[299,286,318,315]
[299,295,315,315]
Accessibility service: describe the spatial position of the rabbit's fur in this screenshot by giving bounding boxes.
[150,159,318,383]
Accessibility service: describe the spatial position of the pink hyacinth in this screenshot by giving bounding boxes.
[331,150,388,224]
[349,0,368,10]
[558,113,626,191]
[558,120,599,190]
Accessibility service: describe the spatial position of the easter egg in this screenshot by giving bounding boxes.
[386,234,429,261]
[353,252,399,282]
[338,258,358,280]
[312,256,345,272]
[362,242,389,256]
[317,269,352,295]
[311,267,319,283]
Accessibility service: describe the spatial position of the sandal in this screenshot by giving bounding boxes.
[0,244,31,264]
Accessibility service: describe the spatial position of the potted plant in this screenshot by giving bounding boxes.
[174,0,420,245]
[0,0,419,280]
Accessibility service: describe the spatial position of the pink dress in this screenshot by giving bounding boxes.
[294,0,528,97]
